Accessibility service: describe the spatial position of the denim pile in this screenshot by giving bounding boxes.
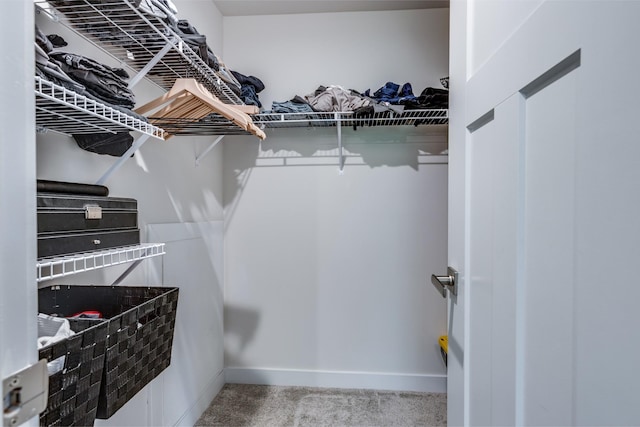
[231,71,265,108]
[35,26,146,156]
[364,82,417,105]
[363,81,448,109]
[263,80,449,130]
[271,96,315,114]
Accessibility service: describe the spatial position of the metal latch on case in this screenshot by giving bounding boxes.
[84,205,102,220]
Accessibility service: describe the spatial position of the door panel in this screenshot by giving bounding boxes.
[521,67,577,426]
[451,1,640,425]
[468,96,520,426]
[467,56,579,427]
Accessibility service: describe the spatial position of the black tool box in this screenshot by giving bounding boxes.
[37,192,140,258]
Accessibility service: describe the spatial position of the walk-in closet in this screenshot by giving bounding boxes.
[8,1,450,425]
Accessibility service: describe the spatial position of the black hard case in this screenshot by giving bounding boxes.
[37,192,140,258]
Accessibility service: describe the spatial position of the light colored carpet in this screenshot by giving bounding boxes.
[195,384,447,427]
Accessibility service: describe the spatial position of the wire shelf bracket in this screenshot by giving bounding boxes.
[195,135,225,166]
[127,40,174,90]
[95,133,152,185]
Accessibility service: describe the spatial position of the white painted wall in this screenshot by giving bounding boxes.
[222,9,450,392]
[35,1,226,424]
[223,9,450,110]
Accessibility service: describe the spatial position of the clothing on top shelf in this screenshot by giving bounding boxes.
[35,27,146,156]
[418,87,449,108]
[365,81,417,105]
[362,81,448,109]
[138,0,179,26]
[231,71,265,108]
[49,52,136,109]
[304,85,372,112]
[271,96,315,114]
[175,19,220,71]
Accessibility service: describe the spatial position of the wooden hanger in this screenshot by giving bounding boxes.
[134,78,265,140]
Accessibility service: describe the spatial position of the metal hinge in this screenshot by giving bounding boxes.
[3,360,48,426]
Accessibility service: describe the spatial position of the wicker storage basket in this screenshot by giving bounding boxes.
[38,318,108,427]
[38,285,179,419]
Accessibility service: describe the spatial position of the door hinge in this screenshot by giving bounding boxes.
[3,360,48,426]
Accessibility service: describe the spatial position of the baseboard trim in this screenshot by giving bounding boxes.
[174,369,225,426]
[224,368,446,393]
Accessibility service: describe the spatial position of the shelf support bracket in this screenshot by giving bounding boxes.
[336,113,344,171]
[128,40,175,89]
[195,135,225,166]
[96,133,152,185]
[111,259,144,286]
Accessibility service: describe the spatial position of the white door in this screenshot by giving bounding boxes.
[446,1,640,425]
[1,1,39,426]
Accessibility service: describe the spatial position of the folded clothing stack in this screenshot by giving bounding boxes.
[49,52,136,109]
[35,25,148,156]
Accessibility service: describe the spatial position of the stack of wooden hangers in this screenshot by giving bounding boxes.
[135,78,266,140]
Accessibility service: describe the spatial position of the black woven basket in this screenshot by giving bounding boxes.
[38,285,179,419]
[38,318,108,427]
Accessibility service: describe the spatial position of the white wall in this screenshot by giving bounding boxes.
[223,9,450,110]
[35,1,226,424]
[222,9,450,392]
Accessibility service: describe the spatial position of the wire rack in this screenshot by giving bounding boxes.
[37,242,165,282]
[141,109,447,137]
[253,109,449,129]
[35,0,242,105]
[35,75,166,138]
[148,114,254,137]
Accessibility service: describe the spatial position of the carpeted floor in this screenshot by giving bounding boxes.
[195,384,447,427]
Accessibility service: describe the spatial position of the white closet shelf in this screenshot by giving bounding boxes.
[252,109,449,128]
[35,75,165,138]
[36,242,165,282]
[35,0,242,105]
[147,115,257,137]
[142,108,449,137]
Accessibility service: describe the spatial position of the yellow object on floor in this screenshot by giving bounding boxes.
[439,335,448,353]
[439,335,448,367]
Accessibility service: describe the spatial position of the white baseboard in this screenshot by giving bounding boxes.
[224,368,446,393]
[173,369,225,426]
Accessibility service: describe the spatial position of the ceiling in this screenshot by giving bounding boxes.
[213,1,449,17]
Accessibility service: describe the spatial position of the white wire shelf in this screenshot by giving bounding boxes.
[148,114,256,137]
[252,109,449,129]
[35,0,242,105]
[35,75,166,138]
[37,242,165,282]
[142,109,449,137]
